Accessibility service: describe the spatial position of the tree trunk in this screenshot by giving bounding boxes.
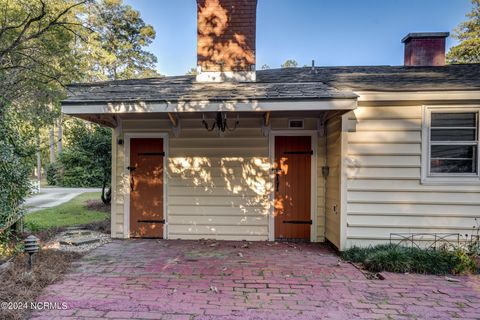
[49,125,55,163]
[36,136,42,181]
[57,116,63,154]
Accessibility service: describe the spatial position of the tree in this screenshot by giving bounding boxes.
[46,0,160,204]
[186,67,197,75]
[447,0,480,64]
[0,0,87,227]
[281,59,298,68]
[83,0,158,80]
[261,64,270,70]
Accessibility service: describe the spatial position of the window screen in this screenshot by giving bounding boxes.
[429,112,478,174]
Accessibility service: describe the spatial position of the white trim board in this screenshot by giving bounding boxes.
[124,132,169,239]
[62,99,357,115]
[268,130,318,242]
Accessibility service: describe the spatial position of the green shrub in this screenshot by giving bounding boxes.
[46,162,60,186]
[0,229,23,259]
[54,119,111,188]
[452,248,478,274]
[364,246,411,273]
[0,115,31,229]
[342,244,478,275]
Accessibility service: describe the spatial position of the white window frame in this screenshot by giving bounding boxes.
[421,105,480,185]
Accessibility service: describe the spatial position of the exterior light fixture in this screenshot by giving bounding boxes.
[202,112,239,135]
[24,235,40,271]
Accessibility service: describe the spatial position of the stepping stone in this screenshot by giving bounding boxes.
[64,229,93,236]
[59,236,100,246]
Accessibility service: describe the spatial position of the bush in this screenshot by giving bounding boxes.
[54,119,111,188]
[363,245,411,273]
[0,116,31,229]
[0,229,23,260]
[342,244,478,275]
[46,162,60,186]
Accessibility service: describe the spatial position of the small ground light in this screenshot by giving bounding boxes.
[24,235,40,271]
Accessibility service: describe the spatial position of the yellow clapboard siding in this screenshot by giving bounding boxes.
[350,106,421,120]
[169,195,270,206]
[170,137,267,148]
[168,205,269,216]
[168,234,268,241]
[169,169,270,180]
[348,215,478,229]
[349,191,480,204]
[169,186,263,197]
[168,225,268,236]
[169,215,267,226]
[324,116,342,248]
[348,202,480,215]
[347,226,474,238]
[348,155,420,168]
[348,179,480,192]
[170,147,268,157]
[347,119,421,132]
[347,167,420,179]
[348,143,421,155]
[348,131,421,144]
[344,104,480,249]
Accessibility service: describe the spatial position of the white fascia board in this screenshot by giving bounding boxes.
[62,99,357,115]
[356,90,480,102]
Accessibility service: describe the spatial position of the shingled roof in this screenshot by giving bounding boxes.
[63,64,480,105]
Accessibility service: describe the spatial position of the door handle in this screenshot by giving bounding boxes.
[130,175,135,192]
[271,168,281,192]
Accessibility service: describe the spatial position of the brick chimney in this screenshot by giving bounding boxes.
[402,32,449,66]
[196,0,257,82]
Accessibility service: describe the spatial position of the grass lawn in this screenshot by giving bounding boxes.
[24,192,109,231]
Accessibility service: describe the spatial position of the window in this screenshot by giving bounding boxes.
[423,106,480,184]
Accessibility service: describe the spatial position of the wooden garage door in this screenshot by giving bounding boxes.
[274,136,312,241]
[129,138,164,238]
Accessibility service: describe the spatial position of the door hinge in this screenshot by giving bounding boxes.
[322,166,329,178]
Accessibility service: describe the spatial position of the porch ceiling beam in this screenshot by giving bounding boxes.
[263,111,271,127]
[167,112,178,127]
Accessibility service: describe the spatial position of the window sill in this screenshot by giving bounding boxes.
[421,176,480,186]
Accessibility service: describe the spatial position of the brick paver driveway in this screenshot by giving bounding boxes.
[32,240,480,319]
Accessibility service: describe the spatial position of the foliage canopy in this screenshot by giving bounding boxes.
[447,0,480,64]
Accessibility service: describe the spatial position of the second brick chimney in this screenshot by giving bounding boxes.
[402,32,449,67]
[196,0,257,82]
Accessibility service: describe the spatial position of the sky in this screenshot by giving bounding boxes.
[124,0,472,76]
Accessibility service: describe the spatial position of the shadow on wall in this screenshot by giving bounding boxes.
[165,156,271,236]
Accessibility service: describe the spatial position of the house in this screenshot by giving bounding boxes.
[62,0,480,251]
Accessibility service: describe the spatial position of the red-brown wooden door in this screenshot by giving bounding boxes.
[274,136,312,241]
[129,138,164,238]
